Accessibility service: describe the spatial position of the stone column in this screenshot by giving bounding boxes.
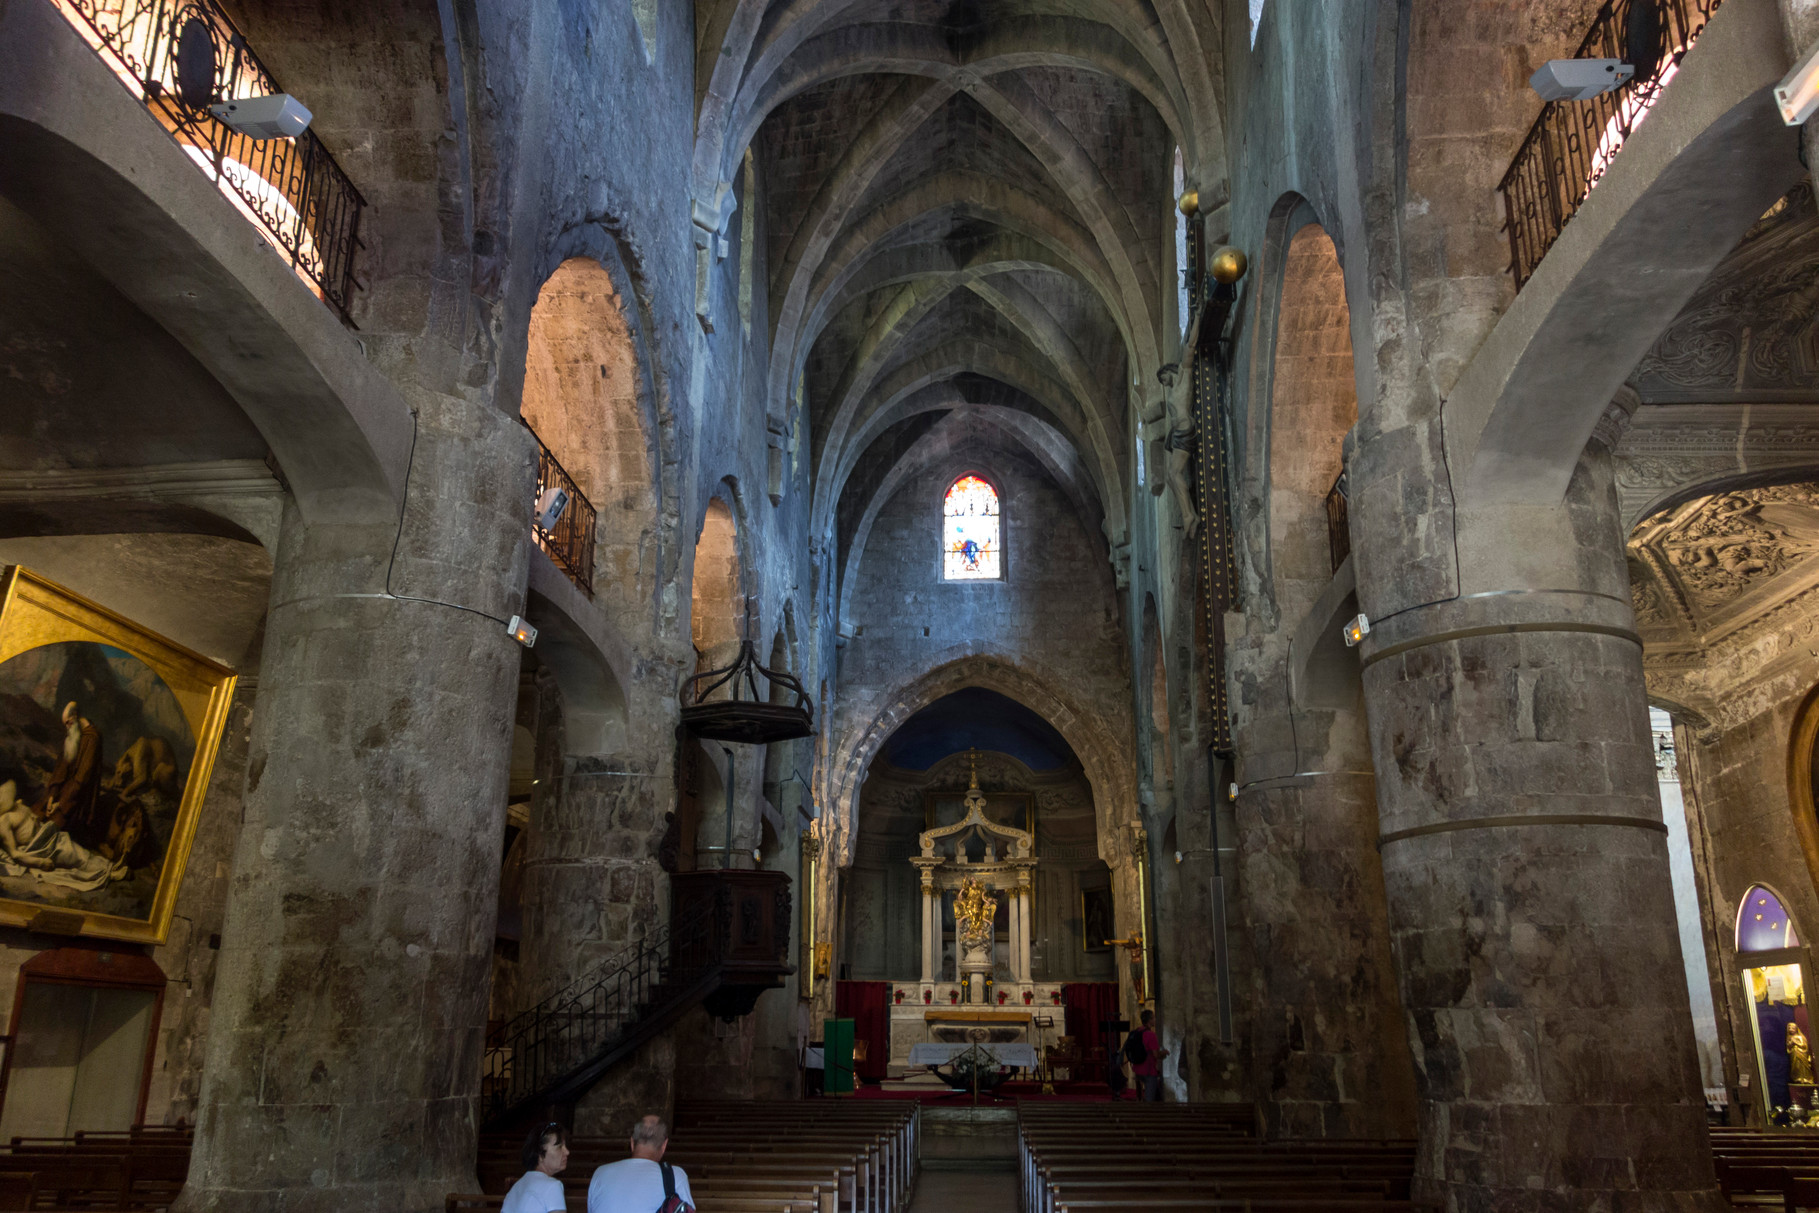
[1232,762,1416,1138]
[920,879,934,983]
[1352,396,1725,1211]
[1017,883,1032,983]
[1005,886,1020,984]
[178,399,532,1213]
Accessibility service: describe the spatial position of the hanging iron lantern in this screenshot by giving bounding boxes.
[680,639,814,744]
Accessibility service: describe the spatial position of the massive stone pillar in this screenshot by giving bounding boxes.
[1228,652,1417,1139]
[1352,403,1724,1210]
[178,399,532,1213]
[1234,762,1418,1138]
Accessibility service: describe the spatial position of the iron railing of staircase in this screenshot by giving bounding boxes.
[1498,0,1722,289]
[482,896,718,1126]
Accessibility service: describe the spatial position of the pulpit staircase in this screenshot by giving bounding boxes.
[480,870,792,1131]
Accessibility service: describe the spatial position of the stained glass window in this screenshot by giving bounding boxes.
[943,475,1000,580]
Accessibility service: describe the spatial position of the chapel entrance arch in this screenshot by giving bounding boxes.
[1736,885,1816,1125]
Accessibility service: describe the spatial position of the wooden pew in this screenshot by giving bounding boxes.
[1018,1102,1415,1213]
[465,1101,916,1213]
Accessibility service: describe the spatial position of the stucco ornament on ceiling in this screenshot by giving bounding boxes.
[1629,483,1819,647]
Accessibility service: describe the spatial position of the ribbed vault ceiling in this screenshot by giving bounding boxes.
[696,0,1226,586]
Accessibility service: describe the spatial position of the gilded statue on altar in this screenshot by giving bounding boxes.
[954,876,997,948]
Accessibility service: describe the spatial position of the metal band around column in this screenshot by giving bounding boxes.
[1378,813,1669,849]
[1359,620,1640,669]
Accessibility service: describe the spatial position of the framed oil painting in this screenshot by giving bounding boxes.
[0,567,235,944]
[1080,885,1113,954]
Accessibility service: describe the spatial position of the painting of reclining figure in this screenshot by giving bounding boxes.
[0,567,235,944]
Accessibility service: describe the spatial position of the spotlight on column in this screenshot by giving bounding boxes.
[1777,37,1819,125]
[1528,58,1633,101]
[1342,613,1371,648]
[535,485,571,530]
[208,94,313,139]
[507,615,538,648]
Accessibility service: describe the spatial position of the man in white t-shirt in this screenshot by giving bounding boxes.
[587,1114,693,1213]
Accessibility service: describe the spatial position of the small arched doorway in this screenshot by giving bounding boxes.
[1736,884,1816,1125]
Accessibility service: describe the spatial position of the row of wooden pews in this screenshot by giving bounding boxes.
[456,1100,918,1213]
[1712,1127,1819,1209]
[1018,1102,1420,1213]
[0,1126,192,1211]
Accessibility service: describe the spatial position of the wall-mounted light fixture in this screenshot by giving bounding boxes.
[1342,613,1370,648]
[1778,37,1819,125]
[507,615,538,648]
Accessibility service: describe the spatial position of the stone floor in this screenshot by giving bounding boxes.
[907,1163,1018,1212]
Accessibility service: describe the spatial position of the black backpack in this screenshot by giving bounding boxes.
[1122,1029,1148,1065]
[655,1161,690,1213]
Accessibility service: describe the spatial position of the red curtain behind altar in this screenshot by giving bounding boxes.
[1062,982,1122,1059]
[835,980,892,1082]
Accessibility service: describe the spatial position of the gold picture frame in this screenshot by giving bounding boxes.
[0,566,236,944]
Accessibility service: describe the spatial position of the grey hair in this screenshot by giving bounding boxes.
[630,1114,668,1148]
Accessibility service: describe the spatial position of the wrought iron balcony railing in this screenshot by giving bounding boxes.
[1498,0,1722,289]
[1325,469,1350,573]
[526,421,597,594]
[50,0,367,320]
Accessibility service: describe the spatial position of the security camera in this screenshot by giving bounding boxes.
[208,94,312,139]
[534,485,570,531]
[1529,58,1634,101]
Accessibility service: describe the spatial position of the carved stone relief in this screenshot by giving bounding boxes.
[1629,483,1819,659]
[1633,184,1819,402]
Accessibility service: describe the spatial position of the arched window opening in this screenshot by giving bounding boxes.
[523,257,653,602]
[691,498,743,681]
[1268,221,1356,602]
[942,475,1001,581]
[1736,884,1813,1126]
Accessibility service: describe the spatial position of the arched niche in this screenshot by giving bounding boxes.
[522,585,628,757]
[691,496,744,680]
[522,257,658,614]
[1734,883,1816,1126]
[1267,222,1355,610]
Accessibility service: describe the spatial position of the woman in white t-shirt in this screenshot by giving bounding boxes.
[502,1122,570,1213]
